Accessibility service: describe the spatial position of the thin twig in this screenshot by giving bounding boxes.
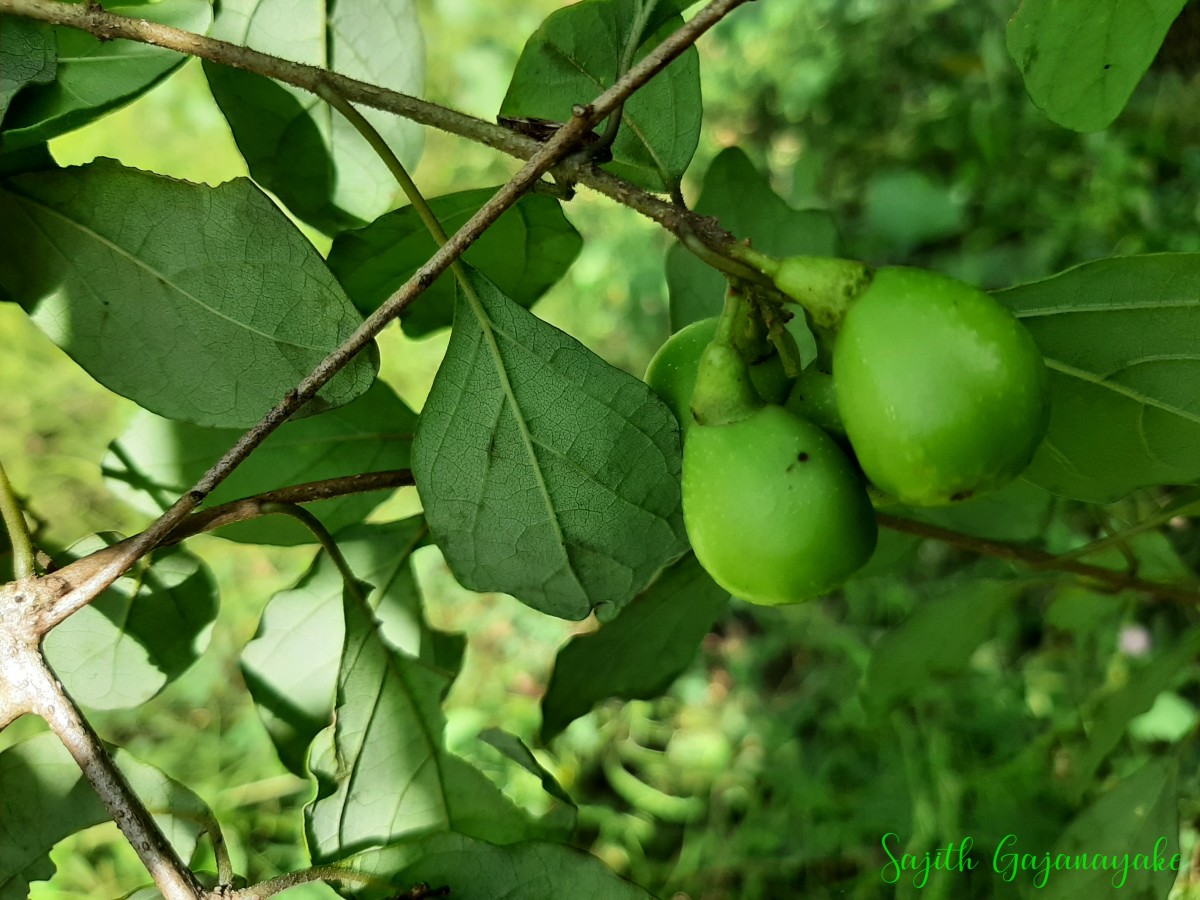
[19,649,203,900]
[0,459,35,578]
[877,513,1200,605]
[0,0,753,262]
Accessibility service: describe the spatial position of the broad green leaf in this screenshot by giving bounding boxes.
[306,584,530,860]
[666,147,837,330]
[861,170,965,252]
[500,0,701,193]
[1037,758,1179,898]
[242,517,463,776]
[42,536,217,710]
[1067,630,1200,799]
[102,380,415,546]
[863,580,1017,715]
[996,254,1200,502]
[342,833,654,900]
[0,158,376,427]
[0,0,210,150]
[205,0,424,232]
[540,554,727,742]
[412,268,688,620]
[1007,0,1187,132]
[0,16,55,124]
[327,189,582,338]
[0,733,213,900]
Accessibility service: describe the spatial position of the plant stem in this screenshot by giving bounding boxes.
[22,651,203,899]
[258,502,367,605]
[1054,487,1200,563]
[0,459,34,578]
[877,512,1200,605]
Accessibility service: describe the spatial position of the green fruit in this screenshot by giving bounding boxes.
[645,318,792,430]
[785,367,844,438]
[833,267,1049,506]
[682,405,878,605]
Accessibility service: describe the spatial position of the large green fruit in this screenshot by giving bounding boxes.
[833,267,1049,506]
[645,318,791,431]
[682,405,877,605]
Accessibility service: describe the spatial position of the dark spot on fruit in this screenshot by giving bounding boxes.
[797,452,809,462]
[950,490,973,502]
[1103,63,1111,70]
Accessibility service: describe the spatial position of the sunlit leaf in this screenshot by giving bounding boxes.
[0,159,376,427]
[412,268,687,620]
[996,254,1200,502]
[1008,0,1187,131]
[43,536,217,710]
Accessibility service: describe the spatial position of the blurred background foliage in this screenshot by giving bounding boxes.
[3,0,1200,897]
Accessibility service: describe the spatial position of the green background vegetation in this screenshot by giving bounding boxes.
[3,0,1200,897]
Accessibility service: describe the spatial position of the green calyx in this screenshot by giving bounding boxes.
[734,247,874,330]
[688,289,764,428]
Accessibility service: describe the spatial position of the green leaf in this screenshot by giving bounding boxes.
[242,517,463,775]
[1067,631,1200,799]
[862,580,1017,715]
[0,158,376,427]
[540,554,727,742]
[342,833,655,900]
[0,0,210,151]
[0,16,55,125]
[1007,0,1187,132]
[1037,758,1179,898]
[412,268,688,620]
[306,583,531,861]
[103,380,416,546]
[477,727,576,810]
[996,254,1200,502]
[665,147,837,330]
[500,0,701,192]
[42,537,217,711]
[205,0,424,232]
[327,188,582,337]
[861,170,965,252]
[0,733,213,900]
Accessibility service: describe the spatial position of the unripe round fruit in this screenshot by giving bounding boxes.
[645,318,792,430]
[833,267,1049,506]
[682,405,878,605]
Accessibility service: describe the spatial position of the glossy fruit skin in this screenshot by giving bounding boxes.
[683,405,878,605]
[833,267,1049,506]
[645,318,791,430]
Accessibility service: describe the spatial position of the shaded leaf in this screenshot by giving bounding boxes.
[541,554,727,742]
[0,733,212,900]
[478,728,576,811]
[0,158,376,427]
[1007,0,1187,131]
[666,147,837,330]
[1039,758,1179,898]
[103,380,415,546]
[43,536,217,710]
[412,268,687,620]
[996,254,1200,502]
[901,478,1056,543]
[305,580,529,860]
[343,833,654,900]
[0,16,55,124]
[501,0,700,192]
[1067,630,1200,799]
[205,0,424,231]
[328,188,582,337]
[241,517,461,775]
[0,0,209,150]
[863,580,1017,714]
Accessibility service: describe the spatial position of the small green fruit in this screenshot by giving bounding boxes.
[645,318,792,431]
[682,405,878,605]
[833,267,1049,506]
